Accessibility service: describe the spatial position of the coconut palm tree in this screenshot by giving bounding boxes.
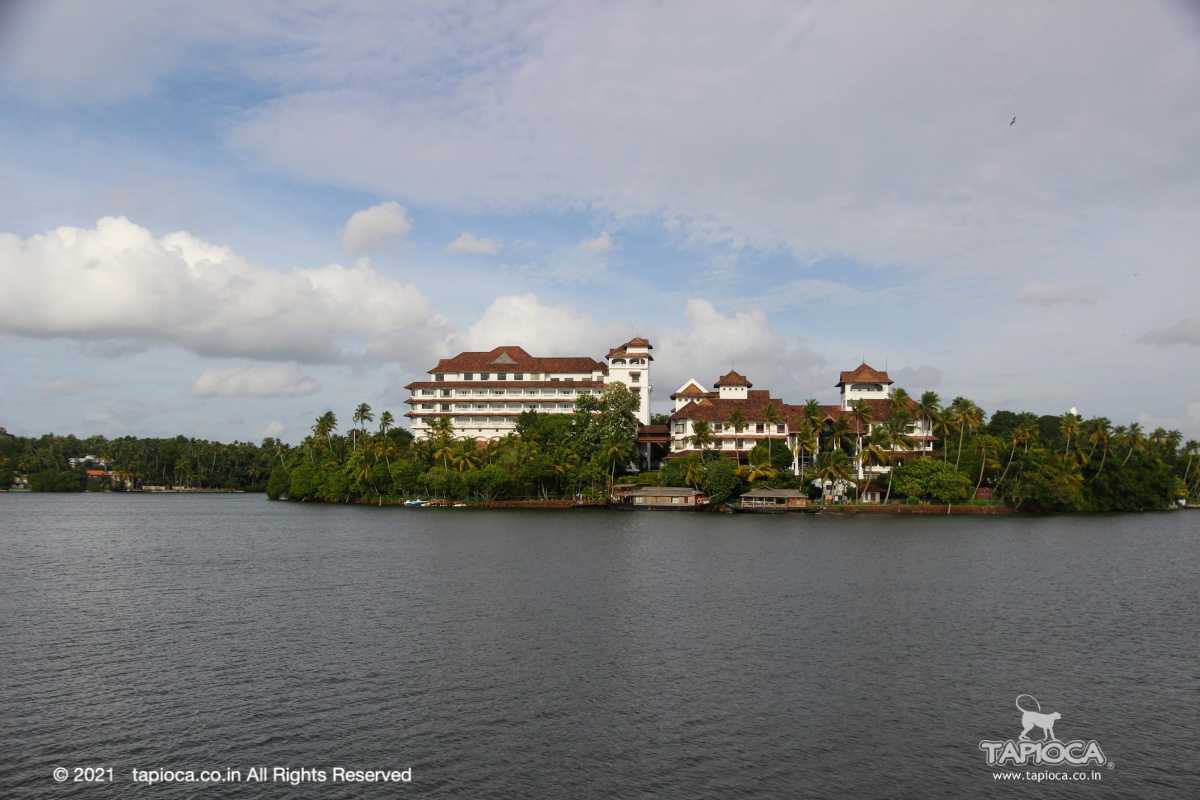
[763,403,783,461]
[747,462,778,483]
[815,450,853,500]
[917,390,941,429]
[948,398,981,468]
[791,417,817,478]
[1121,422,1144,466]
[997,422,1035,487]
[1184,440,1199,485]
[848,400,873,465]
[682,455,705,488]
[352,403,374,452]
[859,425,893,502]
[689,420,715,454]
[728,408,748,465]
[972,435,1001,500]
[1059,412,1081,459]
[830,416,852,454]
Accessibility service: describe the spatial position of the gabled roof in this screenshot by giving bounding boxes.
[432,346,605,374]
[622,337,653,349]
[671,390,784,422]
[714,370,752,388]
[836,362,893,387]
[670,379,708,399]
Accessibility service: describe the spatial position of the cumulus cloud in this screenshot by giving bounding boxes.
[340,201,411,253]
[578,232,613,254]
[656,299,824,401]
[447,232,501,254]
[1141,317,1200,347]
[260,420,288,438]
[193,365,320,397]
[1015,281,1101,307]
[0,217,446,364]
[454,294,623,355]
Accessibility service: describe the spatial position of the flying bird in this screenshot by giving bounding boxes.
[1010,116,1016,126]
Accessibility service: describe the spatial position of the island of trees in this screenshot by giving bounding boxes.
[3,384,1197,513]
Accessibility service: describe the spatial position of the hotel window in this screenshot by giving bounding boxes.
[441,390,451,397]
[737,439,745,449]
[674,422,685,434]
[435,374,445,382]
[440,404,450,411]
[631,372,640,383]
[755,424,764,433]
[421,404,433,410]
[497,373,508,380]
[514,373,524,380]
[480,373,490,380]
[464,373,474,381]
[776,423,785,433]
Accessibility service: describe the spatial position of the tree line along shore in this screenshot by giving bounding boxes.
[6,383,1196,513]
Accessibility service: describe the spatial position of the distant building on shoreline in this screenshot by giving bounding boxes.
[669,362,935,479]
[405,338,653,441]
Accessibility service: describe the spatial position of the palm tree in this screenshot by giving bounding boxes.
[791,417,817,478]
[763,403,783,462]
[728,408,748,464]
[352,403,374,451]
[887,388,913,430]
[747,462,778,483]
[378,410,394,439]
[449,439,482,473]
[848,400,873,464]
[689,420,715,454]
[1085,418,1112,478]
[997,422,1034,487]
[917,390,941,430]
[972,435,1000,500]
[815,450,853,500]
[1184,440,1199,485]
[682,454,705,488]
[603,438,632,493]
[830,417,852,454]
[1121,422,1144,466]
[949,398,981,468]
[1059,412,1081,459]
[859,425,893,502]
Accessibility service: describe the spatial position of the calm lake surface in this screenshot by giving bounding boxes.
[2,494,1197,798]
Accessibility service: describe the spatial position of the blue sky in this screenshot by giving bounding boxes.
[2,0,1199,442]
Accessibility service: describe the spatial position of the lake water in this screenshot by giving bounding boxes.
[2,494,1197,798]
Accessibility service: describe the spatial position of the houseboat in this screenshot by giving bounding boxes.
[611,486,709,510]
[736,488,814,513]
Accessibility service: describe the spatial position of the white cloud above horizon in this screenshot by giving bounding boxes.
[578,232,613,254]
[447,232,501,255]
[0,216,447,366]
[193,365,321,398]
[340,201,411,253]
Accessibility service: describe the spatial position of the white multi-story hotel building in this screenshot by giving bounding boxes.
[406,338,653,440]
[668,363,935,475]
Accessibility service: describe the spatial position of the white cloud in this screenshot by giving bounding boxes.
[340,201,411,253]
[1141,317,1200,347]
[656,299,824,402]
[193,365,320,397]
[0,217,446,364]
[447,232,501,255]
[260,420,288,438]
[224,1,1200,298]
[455,293,621,355]
[1015,282,1101,307]
[578,232,613,254]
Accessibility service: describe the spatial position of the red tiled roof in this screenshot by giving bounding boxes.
[836,362,893,386]
[606,347,654,361]
[670,390,784,422]
[670,382,708,399]
[714,370,752,387]
[431,346,605,375]
[405,380,604,391]
[622,337,653,349]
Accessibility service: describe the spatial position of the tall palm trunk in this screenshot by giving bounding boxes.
[1095,444,1108,478]
[955,423,965,468]
[884,468,894,505]
[973,451,987,500]
[997,443,1018,486]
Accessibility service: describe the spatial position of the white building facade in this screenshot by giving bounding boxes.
[406,338,652,440]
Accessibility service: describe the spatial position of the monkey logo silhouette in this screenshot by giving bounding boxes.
[1015,694,1060,742]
